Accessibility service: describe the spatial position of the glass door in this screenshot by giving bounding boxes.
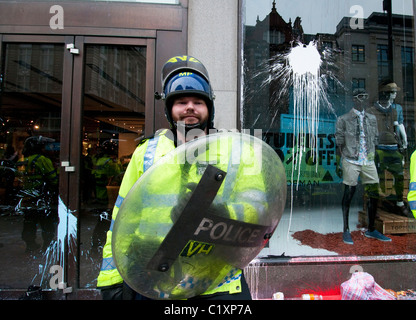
[0,38,67,296]
[0,36,155,299]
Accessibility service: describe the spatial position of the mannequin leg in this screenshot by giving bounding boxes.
[342,184,356,244]
[366,196,377,232]
[342,184,356,232]
[364,183,391,242]
[395,175,411,216]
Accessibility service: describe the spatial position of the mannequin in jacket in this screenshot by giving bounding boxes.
[336,89,391,244]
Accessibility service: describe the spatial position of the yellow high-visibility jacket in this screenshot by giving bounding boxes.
[97,130,267,297]
[407,150,416,218]
[18,153,58,207]
[23,154,58,189]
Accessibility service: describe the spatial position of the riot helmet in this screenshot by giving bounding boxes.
[101,139,119,156]
[23,136,55,156]
[158,55,215,130]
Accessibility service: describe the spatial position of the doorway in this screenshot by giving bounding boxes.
[0,35,154,298]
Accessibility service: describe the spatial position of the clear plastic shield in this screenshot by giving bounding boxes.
[112,132,286,299]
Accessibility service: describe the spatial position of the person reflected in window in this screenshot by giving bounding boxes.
[368,81,411,218]
[18,136,59,253]
[92,140,122,210]
[336,89,391,245]
[91,140,123,247]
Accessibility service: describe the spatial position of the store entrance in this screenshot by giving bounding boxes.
[0,36,154,298]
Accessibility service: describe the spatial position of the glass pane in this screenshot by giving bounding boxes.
[243,1,415,257]
[79,45,146,288]
[0,43,63,289]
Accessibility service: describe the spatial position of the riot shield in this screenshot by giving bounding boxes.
[112,132,286,299]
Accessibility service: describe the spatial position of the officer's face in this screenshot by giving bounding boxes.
[171,96,209,125]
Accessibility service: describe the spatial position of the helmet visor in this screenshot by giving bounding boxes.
[164,72,211,100]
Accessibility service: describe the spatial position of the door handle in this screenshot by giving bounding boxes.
[61,161,75,172]
[66,43,80,55]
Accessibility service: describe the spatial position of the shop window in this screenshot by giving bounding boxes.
[242,0,416,260]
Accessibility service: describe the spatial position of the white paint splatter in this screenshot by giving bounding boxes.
[243,40,340,252]
[288,42,322,183]
[56,196,77,268]
[37,196,77,287]
[286,41,324,238]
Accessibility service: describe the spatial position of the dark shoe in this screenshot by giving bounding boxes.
[397,204,412,218]
[343,231,354,245]
[365,230,391,242]
[19,285,43,300]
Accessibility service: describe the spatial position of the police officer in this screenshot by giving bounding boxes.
[97,56,253,300]
[19,136,59,253]
[92,140,122,209]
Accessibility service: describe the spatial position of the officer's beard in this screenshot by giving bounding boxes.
[174,121,208,144]
[174,121,208,132]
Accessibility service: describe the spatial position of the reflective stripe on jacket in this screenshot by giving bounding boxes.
[407,150,416,218]
[97,132,171,288]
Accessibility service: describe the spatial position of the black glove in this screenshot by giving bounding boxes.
[170,183,197,223]
[170,182,230,222]
[100,283,123,300]
[207,202,230,219]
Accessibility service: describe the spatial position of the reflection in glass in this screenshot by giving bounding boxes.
[79,45,146,288]
[0,43,63,289]
[243,0,415,257]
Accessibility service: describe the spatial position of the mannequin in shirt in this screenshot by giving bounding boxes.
[336,89,391,244]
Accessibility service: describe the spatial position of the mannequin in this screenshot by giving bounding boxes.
[341,92,364,239]
[390,90,408,152]
[336,89,391,244]
[369,82,411,217]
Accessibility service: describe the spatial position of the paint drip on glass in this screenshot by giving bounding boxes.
[288,41,323,181]
[257,41,337,237]
[287,41,325,236]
